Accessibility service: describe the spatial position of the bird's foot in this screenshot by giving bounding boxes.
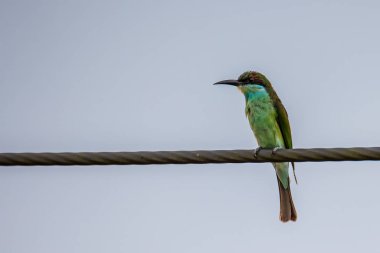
[272,147,282,155]
[253,147,263,159]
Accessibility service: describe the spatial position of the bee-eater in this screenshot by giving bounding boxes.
[214,71,297,222]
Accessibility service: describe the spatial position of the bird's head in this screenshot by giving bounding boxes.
[214,71,271,94]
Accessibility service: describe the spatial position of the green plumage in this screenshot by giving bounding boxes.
[241,84,289,188]
[214,70,297,222]
[237,71,295,189]
[238,71,293,149]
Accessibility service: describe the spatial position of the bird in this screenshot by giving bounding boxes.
[214,70,297,222]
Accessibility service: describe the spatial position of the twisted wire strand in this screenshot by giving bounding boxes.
[0,147,380,166]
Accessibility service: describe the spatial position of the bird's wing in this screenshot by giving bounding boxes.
[265,82,293,149]
[275,100,292,149]
[274,98,297,183]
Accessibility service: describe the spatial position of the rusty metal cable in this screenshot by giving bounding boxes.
[0,147,380,166]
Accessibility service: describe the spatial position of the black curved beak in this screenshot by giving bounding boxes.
[213,79,242,86]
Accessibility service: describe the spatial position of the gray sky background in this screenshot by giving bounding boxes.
[1,0,380,252]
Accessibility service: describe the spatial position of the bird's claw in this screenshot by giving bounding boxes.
[272,147,281,155]
[253,147,262,159]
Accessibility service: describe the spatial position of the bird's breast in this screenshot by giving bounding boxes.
[245,93,277,122]
[245,92,282,148]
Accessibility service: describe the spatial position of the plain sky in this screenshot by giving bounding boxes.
[1,0,380,252]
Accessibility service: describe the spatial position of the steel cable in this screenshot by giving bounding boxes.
[0,147,380,166]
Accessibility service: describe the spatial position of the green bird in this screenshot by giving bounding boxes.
[214,70,297,222]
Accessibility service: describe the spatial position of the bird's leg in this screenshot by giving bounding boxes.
[272,147,282,155]
[253,147,263,159]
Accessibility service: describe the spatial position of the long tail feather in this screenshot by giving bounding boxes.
[277,177,297,222]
